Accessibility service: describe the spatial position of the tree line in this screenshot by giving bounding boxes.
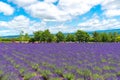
[28,29,120,43]
[0,29,120,43]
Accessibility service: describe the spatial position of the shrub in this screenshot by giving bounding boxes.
[63,73,75,80]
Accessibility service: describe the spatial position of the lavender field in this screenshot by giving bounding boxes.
[0,43,120,80]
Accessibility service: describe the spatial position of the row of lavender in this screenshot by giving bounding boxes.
[0,43,120,80]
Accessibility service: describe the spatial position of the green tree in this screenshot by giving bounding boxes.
[29,38,35,43]
[52,35,57,42]
[66,33,75,42]
[107,32,112,42]
[19,31,24,43]
[56,31,65,43]
[92,31,101,42]
[112,32,118,42]
[24,33,30,41]
[33,30,43,42]
[100,33,109,42]
[0,37,2,42]
[75,30,90,42]
[116,35,120,42]
[41,29,53,42]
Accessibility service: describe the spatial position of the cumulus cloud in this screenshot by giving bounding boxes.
[102,0,120,17]
[0,15,48,36]
[104,10,120,17]
[0,15,75,36]
[44,0,58,3]
[9,0,104,21]
[0,15,33,35]
[1,0,120,36]
[58,0,103,16]
[24,0,104,21]
[7,0,120,20]
[0,1,14,15]
[24,2,71,21]
[78,15,120,31]
[8,0,38,7]
[0,15,30,29]
[49,25,77,33]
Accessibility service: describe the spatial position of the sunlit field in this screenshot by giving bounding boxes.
[0,43,120,80]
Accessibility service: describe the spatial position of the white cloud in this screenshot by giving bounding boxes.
[58,0,103,16]
[104,9,120,17]
[0,15,32,35]
[0,30,19,36]
[101,0,120,17]
[44,0,58,3]
[0,2,14,15]
[8,0,38,7]
[7,0,120,20]
[0,15,76,36]
[9,0,104,21]
[78,15,120,31]
[24,2,71,21]
[0,15,48,36]
[1,0,120,36]
[29,21,47,32]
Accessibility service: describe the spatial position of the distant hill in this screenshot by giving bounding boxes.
[1,35,19,38]
[1,29,120,38]
[1,35,33,39]
[88,29,120,34]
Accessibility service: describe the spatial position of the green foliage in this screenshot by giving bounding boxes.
[77,69,84,76]
[19,68,25,74]
[54,68,63,76]
[101,33,109,42]
[52,36,57,42]
[1,29,120,42]
[29,38,35,43]
[24,33,30,41]
[0,70,3,80]
[41,29,53,42]
[116,71,120,77]
[18,31,30,42]
[116,36,120,42]
[93,66,102,73]
[24,72,36,80]
[76,78,84,80]
[33,30,43,42]
[112,32,118,42]
[63,73,75,80]
[75,30,90,42]
[92,31,119,42]
[92,31,101,42]
[66,33,75,42]
[14,64,20,68]
[77,69,92,79]
[1,74,9,80]
[102,73,116,79]
[92,74,102,80]
[83,69,92,77]
[19,31,24,42]
[32,63,39,71]
[101,58,107,63]
[0,37,2,42]
[0,70,3,75]
[40,70,51,80]
[49,77,61,80]
[33,29,53,42]
[103,66,115,70]
[56,31,65,42]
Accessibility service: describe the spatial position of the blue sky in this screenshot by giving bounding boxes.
[0,0,120,36]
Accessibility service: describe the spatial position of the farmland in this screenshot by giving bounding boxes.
[0,43,120,80]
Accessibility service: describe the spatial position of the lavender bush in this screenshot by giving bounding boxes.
[0,42,120,80]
